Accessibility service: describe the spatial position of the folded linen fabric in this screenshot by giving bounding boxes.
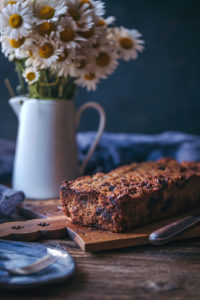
[0,185,24,223]
[78,131,200,174]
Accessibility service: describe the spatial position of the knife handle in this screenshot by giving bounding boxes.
[149,216,200,246]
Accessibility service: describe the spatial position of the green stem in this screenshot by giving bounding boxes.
[27,68,77,100]
[28,83,40,98]
[58,77,66,99]
[15,61,26,94]
[44,69,51,98]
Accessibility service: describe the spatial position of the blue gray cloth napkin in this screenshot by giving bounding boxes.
[0,185,24,223]
[78,131,200,173]
[1,131,200,223]
[0,139,24,223]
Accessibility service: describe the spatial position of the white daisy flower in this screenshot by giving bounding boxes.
[23,66,40,85]
[0,2,4,11]
[2,0,27,8]
[0,34,30,58]
[26,36,62,69]
[0,1,34,39]
[0,0,145,95]
[75,71,102,91]
[77,24,106,48]
[67,63,81,77]
[86,28,116,57]
[50,48,75,78]
[34,0,67,23]
[79,0,105,17]
[69,52,92,77]
[36,21,57,37]
[15,48,30,59]
[95,16,115,27]
[8,53,15,61]
[55,63,74,78]
[58,16,85,49]
[0,35,22,57]
[92,48,119,76]
[113,27,145,61]
[2,0,15,5]
[87,0,105,17]
[67,0,94,32]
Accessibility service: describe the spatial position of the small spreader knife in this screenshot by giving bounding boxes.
[149,213,200,246]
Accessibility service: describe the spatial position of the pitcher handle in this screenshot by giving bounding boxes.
[76,102,106,176]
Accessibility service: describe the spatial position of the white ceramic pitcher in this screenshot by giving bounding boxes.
[9,96,106,199]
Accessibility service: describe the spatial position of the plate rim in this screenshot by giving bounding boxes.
[0,240,75,290]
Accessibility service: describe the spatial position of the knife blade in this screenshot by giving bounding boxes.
[149,213,200,246]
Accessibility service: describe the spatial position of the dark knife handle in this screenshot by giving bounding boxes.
[149,216,200,246]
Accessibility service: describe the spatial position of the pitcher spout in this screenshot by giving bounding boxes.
[9,96,28,120]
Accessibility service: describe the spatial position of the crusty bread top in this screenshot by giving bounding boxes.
[61,158,200,199]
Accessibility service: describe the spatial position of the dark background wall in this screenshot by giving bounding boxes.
[0,0,200,140]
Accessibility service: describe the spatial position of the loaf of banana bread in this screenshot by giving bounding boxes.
[60,158,200,232]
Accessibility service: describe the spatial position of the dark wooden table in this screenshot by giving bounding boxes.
[1,237,200,300]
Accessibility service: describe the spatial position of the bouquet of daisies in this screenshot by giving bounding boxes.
[0,0,144,100]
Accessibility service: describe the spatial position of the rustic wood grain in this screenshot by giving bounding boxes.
[0,206,200,252]
[1,200,200,299]
[66,208,200,251]
[0,216,67,241]
[20,199,63,219]
[1,238,200,300]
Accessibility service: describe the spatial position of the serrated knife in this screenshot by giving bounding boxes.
[149,213,200,246]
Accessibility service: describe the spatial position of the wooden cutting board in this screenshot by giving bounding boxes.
[0,199,199,252]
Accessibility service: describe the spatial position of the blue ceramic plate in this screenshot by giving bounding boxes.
[0,240,75,290]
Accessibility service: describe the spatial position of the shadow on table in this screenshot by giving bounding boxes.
[0,266,87,298]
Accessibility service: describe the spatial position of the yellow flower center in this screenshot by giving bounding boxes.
[29,50,33,57]
[96,19,106,27]
[39,6,55,20]
[26,72,36,82]
[38,22,55,36]
[9,37,25,48]
[60,28,75,42]
[39,43,54,58]
[6,0,27,4]
[68,8,80,21]
[96,52,110,67]
[119,37,134,50]
[6,1,17,5]
[57,49,69,62]
[79,28,94,39]
[84,72,96,81]
[9,14,22,28]
[80,0,93,9]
